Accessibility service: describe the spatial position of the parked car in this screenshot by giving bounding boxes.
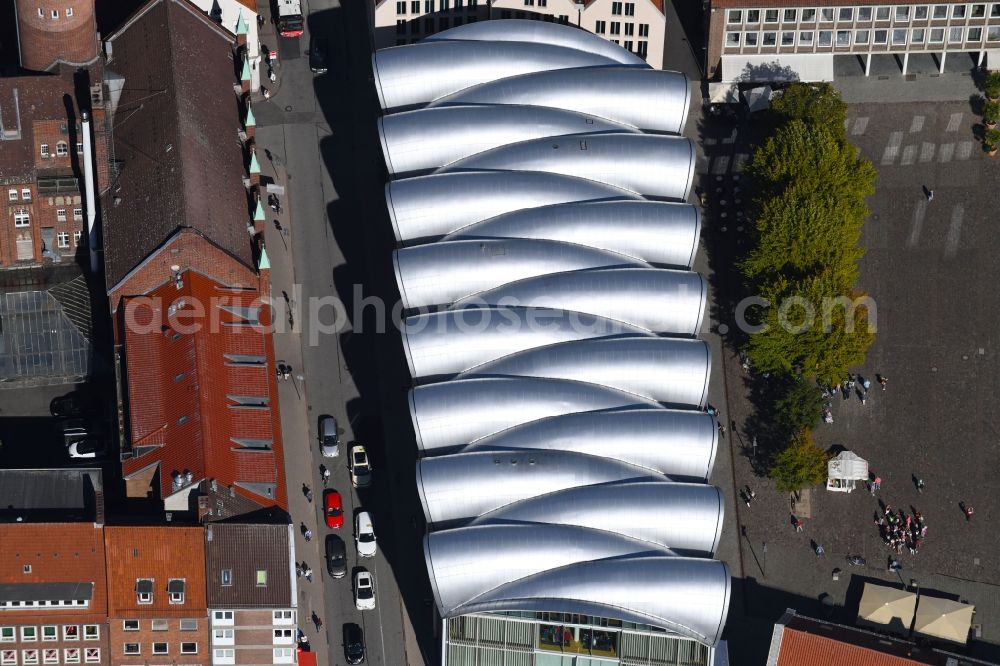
[50,392,99,418]
[325,534,347,579]
[323,489,344,529]
[60,418,88,440]
[319,415,340,457]
[67,438,107,459]
[355,511,377,558]
[343,623,366,664]
[309,37,329,74]
[354,569,375,610]
[349,445,372,489]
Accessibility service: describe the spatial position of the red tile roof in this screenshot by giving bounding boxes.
[103,526,207,617]
[772,615,949,666]
[0,524,108,623]
[121,268,287,511]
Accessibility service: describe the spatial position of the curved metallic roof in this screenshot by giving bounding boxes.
[425,19,648,67]
[373,41,632,110]
[416,449,669,524]
[386,171,641,243]
[431,67,691,135]
[440,555,731,646]
[393,239,649,310]
[379,105,638,176]
[425,523,676,619]
[451,267,707,334]
[458,337,711,406]
[462,408,718,480]
[443,200,701,267]
[471,481,725,554]
[408,376,662,451]
[436,133,696,200]
[401,308,652,379]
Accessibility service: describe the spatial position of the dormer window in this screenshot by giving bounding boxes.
[168,579,185,604]
[136,579,153,604]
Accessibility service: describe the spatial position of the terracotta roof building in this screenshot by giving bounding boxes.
[0,523,110,666]
[103,527,208,666]
[204,524,298,666]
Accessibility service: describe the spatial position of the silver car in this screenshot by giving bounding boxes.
[320,416,340,457]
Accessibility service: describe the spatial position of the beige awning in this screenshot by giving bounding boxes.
[858,583,916,633]
[914,596,975,644]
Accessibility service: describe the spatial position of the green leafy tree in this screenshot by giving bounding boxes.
[770,82,849,135]
[770,430,829,493]
[771,375,825,438]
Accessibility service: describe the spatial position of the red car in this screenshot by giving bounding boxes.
[323,489,344,529]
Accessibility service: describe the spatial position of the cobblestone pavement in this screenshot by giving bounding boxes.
[698,91,1000,663]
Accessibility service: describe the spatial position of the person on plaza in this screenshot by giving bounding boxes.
[268,67,276,83]
[311,612,322,631]
[302,483,312,502]
[261,86,271,100]
[814,543,825,557]
[915,477,925,493]
[862,376,872,391]
[295,563,303,578]
[320,464,330,487]
[303,528,313,541]
[304,566,313,582]
[964,504,974,521]
[746,487,756,502]
[794,518,804,533]
[927,188,934,202]
[873,476,881,490]
[878,375,888,390]
[741,490,751,508]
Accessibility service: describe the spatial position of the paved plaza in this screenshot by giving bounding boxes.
[699,85,1000,663]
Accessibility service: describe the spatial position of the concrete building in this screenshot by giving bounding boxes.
[103,527,208,666]
[370,1,668,67]
[706,0,1000,87]
[203,524,297,666]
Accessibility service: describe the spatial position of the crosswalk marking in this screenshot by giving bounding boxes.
[900,145,917,165]
[907,201,926,248]
[909,116,925,133]
[711,155,731,175]
[944,204,964,260]
[919,142,936,163]
[851,117,869,135]
[733,153,750,172]
[956,141,974,160]
[881,131,904,164]
[945,112,963,132]
[938,143,955,162]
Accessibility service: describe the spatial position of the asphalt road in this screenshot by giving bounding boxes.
[256,1,432,665]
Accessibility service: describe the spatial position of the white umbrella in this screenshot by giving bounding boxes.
[914,596,975,644]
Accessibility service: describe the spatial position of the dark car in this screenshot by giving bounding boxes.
[343,623,365,665]
[325,534,347,579]
[309,37,328,74]
[51,392,99,417]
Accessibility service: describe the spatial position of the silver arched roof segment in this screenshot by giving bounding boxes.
[385,171,642,243]
[424,19,648,67]
[458,337,711,407]
[430,67,691,135]
[442,556,732,647]
[401,308,653,379]
[424,523,676,620]
[436,133,695,200]
[392,239,649,310]
[378,105,639,176]
[461,408,718,480]
[416,449,668,524]
[408,377,662,451]
[471,481,725,555]
[451,268,708,336]
[443,200,701,267]
[372,41,632,110]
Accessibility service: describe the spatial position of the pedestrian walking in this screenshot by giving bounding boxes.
[261,86,271,100]
[815,543,825,557]
[311,612,322,631]
[794,518,804,533]
[268,67,276,83]
[302,483,313,502]
[915,477,925,493]
[295,563,303,578]
[963,504,974,521]
[878,375,888,390]
[873,476,881,490]
[304,567,313,582]
[303,528,313,541]
[282,364,292,380]
[862,376,872,391]
[320,465,330,487]
[927,189,934,202]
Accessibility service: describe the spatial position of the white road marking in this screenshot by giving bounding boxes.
[945,112,963,132]
[956,141,974,160]
[733,153,750,171]
[919,142,936,163]
[882,131,904,164]
[712,155,731,174]
[944,204,964,259]
[844,118,851,131]
[852,117,869,135]
[938,143,955,162]
[909,115,925,133]
[704,137,717,146]
[373,559,387,664]
[900,145,917,165]
[907,200,926,247]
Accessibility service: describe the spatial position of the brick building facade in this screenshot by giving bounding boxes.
[15,0,101,72]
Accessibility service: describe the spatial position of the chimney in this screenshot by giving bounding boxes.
[81,110,99,273]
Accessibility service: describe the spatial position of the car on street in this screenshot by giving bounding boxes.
[67,438,107,459]
[349,445,372,488]
[309,36,329,74]
[323,489,344,528]
[343,623,365,664]
[354,569,375,610]
[51,392,99,417]
[355,511,377,558]
[319,415,340,457]
[325,534,347,579]
[61,418,89,440]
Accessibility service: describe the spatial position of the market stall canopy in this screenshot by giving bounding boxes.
[914,596,975,644]
[857,583,916,634]
[827,451,869,481]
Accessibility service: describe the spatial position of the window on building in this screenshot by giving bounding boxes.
[81,628,97,643]
[876,6,890,19]
[62,650,78,665]
[51,9,58,18]
[858,6,873,20]
[929,26,944,40]
[838,7,853,21]
[122,621,138,632]
[745,31,758,45]
[136,579,153,604]
[636,40,648,57]
[214,649,234,664]
[892,27,907,43]
[213,612,234,622]
[874,28,889,42]
[949,25,964,40]
[75,142,82,154]
[395,19,405,35]
[168,580,185,605]
[595,19,606,32]
[255,570,267,587]
[71,208,82,220]
[798,8,814,21]
[123,645,139,656]
[933,4,948,18]
[818,29,832,45]
[819,7,833,21]
[855,29,870,43]
[783,8,797,21]
[273,611,294,623]
[727,9,742,23]
[972,2,986,15]
[7,190,15,201]
[624,2,634,14]
[988,24,1000,39]
[40,651,56,666]
[73,230,81,245]
[1,650,15,666]
[895,6,910,20]
[152,644,167,655]
[765,8,779,21]
[214,630,233,640]
[0,630,12,644]
[55,142,68,157]
[911,27,925,41]
[56,209,67,222]
[763,31,777,45]
[953,4,966,16]
[424,0,434,10]
[220,569,233,586]
[40,144,50,158]
[21,188,30,200]
[180,643,197,655]
[782,30,795,44]
[525,0,534,5]
[992,3,1000,17]
[969,26,983,39]
[273,630,293,642]
[915,5,929,18]
[151,620,168,632]
[21,652,37,666]
[396,1,406,12]
[82,651,97,665]
[538,0,546,7]
[424,16,434,30]
[746,9,760,22]
[623,39,633,50]
[180,620,198,632]
[610,21,620,33]
[14,211,29,228]
[441,0,449,8]
[62,628,77,642]
[66,7,73,16]
[37,7,43,17]
[638,22,648,36]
